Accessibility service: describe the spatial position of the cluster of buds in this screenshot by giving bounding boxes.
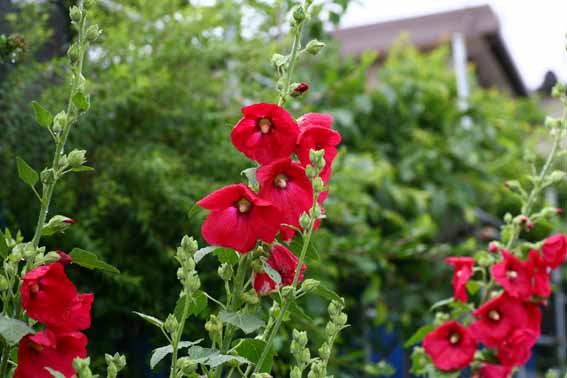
[175,357,198,377]
[73,357,95,378]
[176,235,199,290]
[105,353,127,378]
[290,330,311,378]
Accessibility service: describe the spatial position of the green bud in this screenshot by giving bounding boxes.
[187,272,201,292]
[269,301,280,317]
[177,357,197,374]
[0,276,9,292]
[53,111,68,133]
[318,342,331,360]
[301,278,319,293]
[328,300,342,317]
[42,251,62,264]
[281,285,296,299]
[292,329,308,347]
[42,215,75,236]
[292,5,306,23]
[305,39,326,55]
[552,82,566,99]
[68,149,87,168]
[180,235,198,253]
[305,165,317,179]
[311,204,322,219]
[299,212,311,229]
[434,312,450,326]
[67,43,81,64]
[164,314,178,334]
[336,312,348,326]
[218,263,233,281]
[312,177,325,193]
[291,367,302,378]
[86,25,102,42]
[58,155,69,170]
[251,260,264,273]
[271,53,287,70]
[325,322,337,337]
[69,6,82,23]
[84,0,97,9]
[240,289,259,305]
[545,116,562,129]
[548,170,566,184]
[503,213,513,224]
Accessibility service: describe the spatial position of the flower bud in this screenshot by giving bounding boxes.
[311,204,322,219]
[318,342,331,360]
[86,25,102,42]
[42,251,62,264]
[69,6,82,22]
[218,263,233,281]
[292,5,306,23]
[84,0,97,9]
[290,82,309,97]
[42,215,75,236]
[181,235,198,253]
[305,165,317,179]
[325,322,337,337]
[336,312,348,326]
[503,213,513,224]
[58,155,69,170]
[312,177,325,193]
[240,290,259,305]
[271,53,287,70]
[548,170,566,184]
[291,367,302,378]
[67,43,81,63]
[305,39,326,55]
[0,276,9,292]
[301,278,319,293]
[177,357,197,374]
[269,302,280,317]
[188,273,201,292]
[281,285,296,300]
[299,212,311,229]
[488,242,499,253]
[545,116,562,129]
[68,149,87,168]
[164,314,178,334]
[53,111,68,134]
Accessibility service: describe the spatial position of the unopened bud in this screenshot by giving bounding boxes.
[292,5,306,23]
[0,277,9,291]
[312,177,325,193]
[69,6,82,22]
[86,25,102,42]
[545,116,563,129]
[240,290,259,305]
[305,165,317,179]
[180,235,198,253]
[299,212,311,229]
[325,322,337,337]
[42,251,62,264]
[305,39,326,55]
[52,111,68,133]
[84,0,97,9]
[301,278,319,293]
[164,314,178,334]
[290,82,309,97]
[488,242,499,253]
[318,342,331,360]
[67,43,81,63]
[271,53,287,70]
[42,215,75,236]
[188,273,201,291]
[281,285,296,299]
[68,149,87,168]
[549,170,566,184]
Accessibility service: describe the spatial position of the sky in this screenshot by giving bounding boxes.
[339,0,567,91]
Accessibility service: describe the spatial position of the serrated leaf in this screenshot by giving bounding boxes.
[404,324,434,347]
[233,339,274,372]
[174,290,208,321]
[150,340,203,369]
[32,101,53,128]
[72,92,90,111]
[16,157,38,187]
[0,230,8,258]
[133,311,163,329]
[69,248,120,274]
[194,246,219,264]
[312,284,341,302]
[219,311,265,334]
[214,248,239,265]
[262,262,281,286]
[0,316,34,345]
[71,166,95,172]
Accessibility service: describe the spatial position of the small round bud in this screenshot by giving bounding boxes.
[305,165,317,179]
[67,43,81,63]
[312,177,325,193]
[305,39,326,55]
[325,322,337,337]
[164,314,179,334]
[290,82,309,97]
[301,278,319,293]
[180,235,198,253]
[0,276,9,292]
[86,25,102,42]
[69,6,82,22]
[188,273,201,291]
[299,212,311,229]
[68,149,87,168]
[552,82,566,98]
[488,242,499,253]
[52,111,68,133]
[292,5,306,23]
[281,285,296,300]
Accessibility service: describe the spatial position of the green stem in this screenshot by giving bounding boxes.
[278,15,305,106]
[0,344,10,378]
[170,274,191,378]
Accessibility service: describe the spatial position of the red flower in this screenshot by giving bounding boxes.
[14,329,87,378]
[474,364,512,378]
[231,103,299,164]
[491,250,532,300]
[470,294,529,348]
[527,250,551,298]
[542,234,567,269]
[445,257,475,302]
[197,184,281,253]
[253,245,306,295]
[496,328,538,366]
[423,321,476,371]
[296,114,341,182]
[257,158,313,241]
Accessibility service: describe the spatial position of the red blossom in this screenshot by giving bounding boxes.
[542,233,567,269]
[14,329,87,378]
[231,103,299,164]
[445,257,475,302]
[257,158,313,241]
[423,321,476,371]
[253,245,306,295]
[527,250,551,298]
[296,114,341,182]
[470,294,530,348]
[197,184,281,253]
[496,328,538,366]
[253,273,276,296]
[474,364,512,378]
[491,250,532,300]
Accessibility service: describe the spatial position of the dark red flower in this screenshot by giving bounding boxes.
[470,294,530,348]
[257,158,313,241]
[197,184,281,253]
[527,250,551,298]
[56,250,72,265]
[231,103,299,164]
[253,245,306,295]
[525,302,542,334]
[296,114,341,182]
[496,328,538,366]
[291,82,309,97]
[14,329,87,378]
[542,234,567,269]
[491,250,532,300]
[423,321,476,371]
[445,257,475,302]
[474,364,512,378]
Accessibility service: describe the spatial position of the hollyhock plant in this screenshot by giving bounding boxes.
[257,158,313,240]
[491,250,532,300]
[422,321,476,371]
[254,245,307,295]
[445,257,475,302]
[197,183,281,253]
[231,103,299,165]
[14,329,87,378]
[541,233,567,268]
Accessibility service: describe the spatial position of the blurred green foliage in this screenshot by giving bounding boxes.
[0,0,546,376]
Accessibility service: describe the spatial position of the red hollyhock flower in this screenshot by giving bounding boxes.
[491,250,532,300]
[21,263,77,326]
[231,103,299,164]
[542,234,567,269]
[525,302,542,334]
[527,250,551,298]
[296,114,341,182]
[470,294,529,348]
[197,184,281,253]
[14,329,87,378]
[474,364,512,378]
[253,245,306,295]
[423,321,476,371]
[257,158,313,241]
[496,328,538,367]
[445,257,475,302]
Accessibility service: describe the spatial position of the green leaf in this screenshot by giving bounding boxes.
[45,367,66,378]
[404,324,434,347]
[312,284,342,302]
[16,157,39,187]
[233,339,274,373]
[429,297,454,311]
[187,346,250,367]
[133,311,163,329]
[150,340,203,369]
[31,101,53,128]
[174,290,208,321]
[289,237,320,260]
[0,316,34,345]
[262,262,281,286]
[194,246,219,264]
[0,230,8,259]
[72,92,90,112]
[219,311,265,334]
[466,280,482,295]
[69,248,120,274]
[214,248,239,265]
[71,166,95,172]
[288,301,313,322]
[241,167,258,188]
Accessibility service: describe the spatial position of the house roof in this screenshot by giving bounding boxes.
[331,5,528,96]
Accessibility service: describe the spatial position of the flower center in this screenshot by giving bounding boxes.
[506,270,518,280]
[29,283,40,295]
[449,332,461,345]
[237,198,252,213]
[258,118,272,134]
[488,309,501,321]
[274,174,288,188]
